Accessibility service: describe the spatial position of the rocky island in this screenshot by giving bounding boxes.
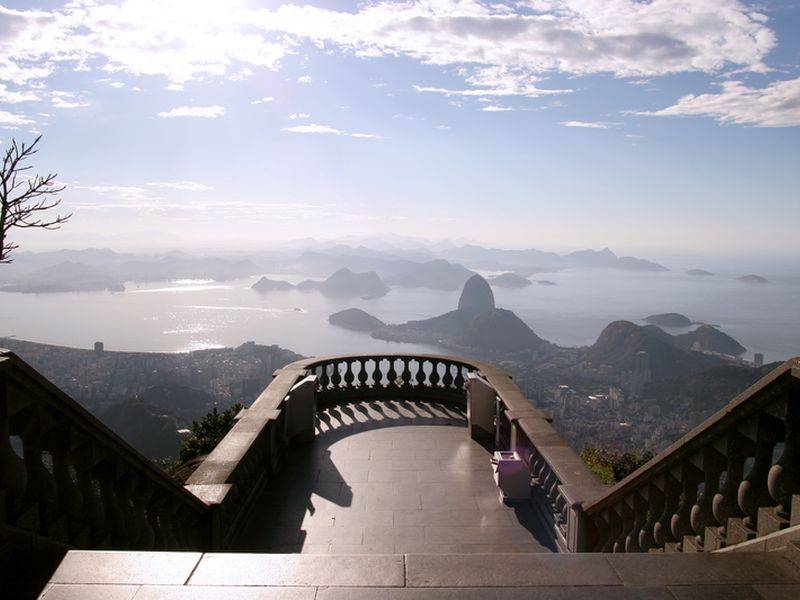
[686,269,713,276]
[371,274,546,353]
[644,313,693,328]
[252,268,390,298]
[328,308,386,332]
[737,274,768,284]
[488,272,531,288]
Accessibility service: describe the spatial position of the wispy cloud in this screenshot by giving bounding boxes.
[0,84,39,104]
[482,105,513,112]
[0,110,35,126]
[560,120,618,129]
[146,181,213,192]
[283,124,342,135]
[50,91,89,109]
[288,113,311,120]
[158,105,225,119]
[636,77,800,127]
[251,97,274,105]
[282,123,385,139]
[297,75,313,84]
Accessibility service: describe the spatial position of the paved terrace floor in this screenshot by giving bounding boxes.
[234,399,557,553]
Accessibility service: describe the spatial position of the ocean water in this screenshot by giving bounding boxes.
[1,269,798,362]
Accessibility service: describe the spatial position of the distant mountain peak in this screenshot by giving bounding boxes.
[457,274,495,314]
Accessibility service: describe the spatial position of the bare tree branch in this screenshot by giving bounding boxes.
[1,135,71,263]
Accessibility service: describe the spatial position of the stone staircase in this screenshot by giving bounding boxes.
[37,548,800,599]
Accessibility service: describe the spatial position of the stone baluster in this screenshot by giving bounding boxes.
[131,477,155,549]
[653,473,680,549]
[689,447,725,550]
[711,432,748,547]
[0,382,27,522]
[45,426,83,542]
[614,500,632,553]
[96,458,126,548]
[670,461,703,550]
[16,406,57,534]
[737,412,782,532]
[590,510,610,552]
[73,442,104,546]
[331,361,343,389]
[625,491,646,553]
[768,390,800,518]
[604,507,622,553]
[417,360,429,387]
[638,482,663,551]
[115,472,139,546]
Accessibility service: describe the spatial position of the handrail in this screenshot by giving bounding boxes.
[0,349,208,550]
[583,357,800,553]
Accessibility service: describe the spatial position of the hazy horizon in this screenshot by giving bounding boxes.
[1,0,799,260]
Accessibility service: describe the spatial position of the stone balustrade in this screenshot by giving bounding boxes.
[8,345,794,558]
[0,350,208,552]
[583,357,800,553]
[187,352,607,551]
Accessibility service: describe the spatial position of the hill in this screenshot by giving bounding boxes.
[585,321,722,380]
[320,268,389,298]
[672,324,746,356]
[687,269,713,276]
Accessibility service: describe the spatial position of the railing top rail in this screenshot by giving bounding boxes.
[583,356,800,515]
[0,348,207,512]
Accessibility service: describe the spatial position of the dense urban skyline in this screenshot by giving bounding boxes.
[1,0,798,257]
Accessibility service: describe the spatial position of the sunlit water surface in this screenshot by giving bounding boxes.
[1,269,798,362]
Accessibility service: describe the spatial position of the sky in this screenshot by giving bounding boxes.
[1,0,799,258]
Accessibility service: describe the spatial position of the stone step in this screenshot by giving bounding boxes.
[37,549,800,599]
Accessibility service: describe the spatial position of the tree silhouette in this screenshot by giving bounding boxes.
[0,135,71,263]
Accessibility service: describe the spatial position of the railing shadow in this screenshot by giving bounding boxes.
[230,398,468,551]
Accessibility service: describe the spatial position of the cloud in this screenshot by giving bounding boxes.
[482,105,513,112]
[0,110,35,126]
[288,113,310,120]
[0,1,776,104]
[158,105,225,118]
[637,77,800,127]
[50,90,89,109]
[560,120,617,129]
[251,96,274,105]
[297,75,312,84]
[282,123,385,139]
[0,84,39,103]
[283,123,342,135]
[436,124,451,130]
[146,181,213,192]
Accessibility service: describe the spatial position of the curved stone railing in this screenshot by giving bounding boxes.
[0,349,209,551]
[188,352,607,551]
[583,357,800,553]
